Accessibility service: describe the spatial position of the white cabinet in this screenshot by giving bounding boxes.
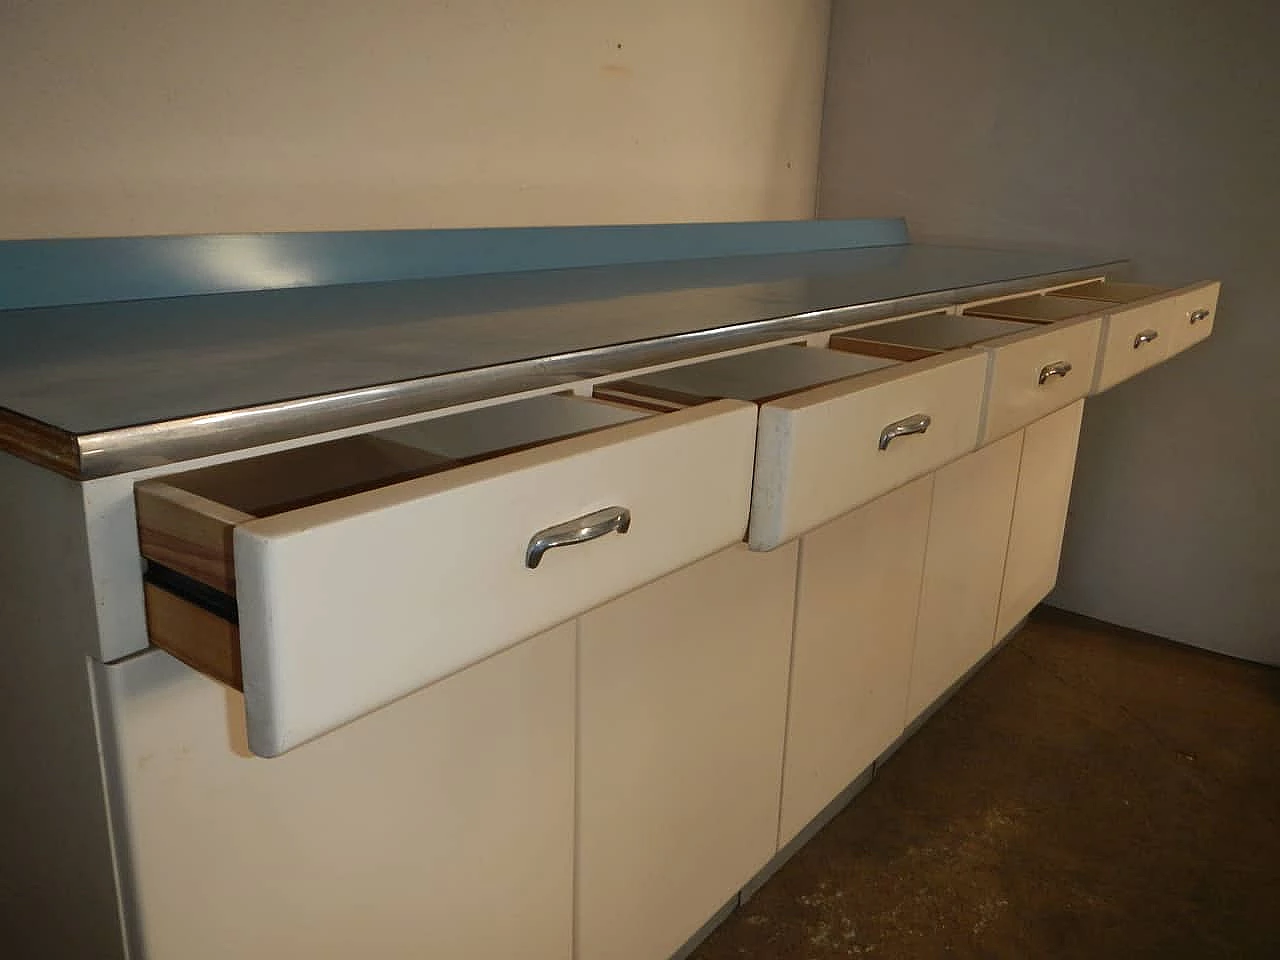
[997,400,1086,638]
[779,476,932,845]
[576,543,796,960]
[0,241,1224,960]
[907,431,1022,721]
[94,622,577,960]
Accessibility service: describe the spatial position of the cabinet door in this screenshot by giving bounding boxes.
[94,623,576,960]
[577,543,796,960]
[779,476,933,846]
[907,432,1022,721]
[997,400,1086,638]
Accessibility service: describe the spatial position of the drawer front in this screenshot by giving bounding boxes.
[1094,299,1174,392]
[748,351,987,549]
[1164,281,1220,356]
[980,316,1102,443]
[232,399,758,756]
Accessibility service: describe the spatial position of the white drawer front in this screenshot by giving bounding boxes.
[980,316,1102,443]
[233,399,758,756]
[1094,299,1175,392]
[1164,282,1220,356]
[748,351,987,550]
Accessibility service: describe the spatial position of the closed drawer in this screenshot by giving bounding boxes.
[830,311,1102,443]
[135,393,758,756]
[595,342,986,549]
[966,280,1220,393]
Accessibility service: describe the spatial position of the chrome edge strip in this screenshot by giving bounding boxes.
[73,264,1121,478]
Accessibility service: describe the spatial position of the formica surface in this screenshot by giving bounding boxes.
[1,244,1114,436]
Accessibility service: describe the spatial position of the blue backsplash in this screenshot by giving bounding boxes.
[0,218,909,311]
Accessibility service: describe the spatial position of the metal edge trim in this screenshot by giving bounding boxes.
[32,263,1120,479]
[0,407,81,478]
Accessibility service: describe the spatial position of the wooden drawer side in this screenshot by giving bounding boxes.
[142,581,242,690]
[137,483,250,595]
[965,294,1105,324]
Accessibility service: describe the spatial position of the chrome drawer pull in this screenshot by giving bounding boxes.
[1038,360,1073,385]
[1133,329,1159,348]
[879,413,932,451]
[526,506,631,569]
[1189,309,1210,325]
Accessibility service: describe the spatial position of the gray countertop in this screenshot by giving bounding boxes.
[0,242,1119,478]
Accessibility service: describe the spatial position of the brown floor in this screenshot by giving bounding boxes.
[691,608,1280,959]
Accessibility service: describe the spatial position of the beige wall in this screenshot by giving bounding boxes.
[819,0,1280,664]
[0,1,830,239]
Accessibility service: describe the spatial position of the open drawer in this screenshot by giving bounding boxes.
[965,279,1219,393]
[594,342,986,550]
[829,310,1102,443]
[135,393,758,756]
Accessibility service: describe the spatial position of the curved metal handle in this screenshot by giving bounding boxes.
[1133,329,1159,348]
[879,413,932,451]
[1189,309,1210,325]
[1038,360,1073,385]
[526,506,631,569]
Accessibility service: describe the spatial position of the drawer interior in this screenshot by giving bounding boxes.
[137,394,651,598]
[377,393,649,461]
[593,344,898,410]
[964,294,1105,323]
[828,312,1037,359]
[1051,280,1168,304]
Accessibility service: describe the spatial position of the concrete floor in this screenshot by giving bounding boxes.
[691,608,1280,959]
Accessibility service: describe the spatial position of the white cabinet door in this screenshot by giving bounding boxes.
[998,400,1086,638]
[907,432,1022,721]
[779,476,933,845]
[95,623,576,960]
[576,543,796,960]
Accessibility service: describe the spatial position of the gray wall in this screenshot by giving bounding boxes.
[819,0,1279,664]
